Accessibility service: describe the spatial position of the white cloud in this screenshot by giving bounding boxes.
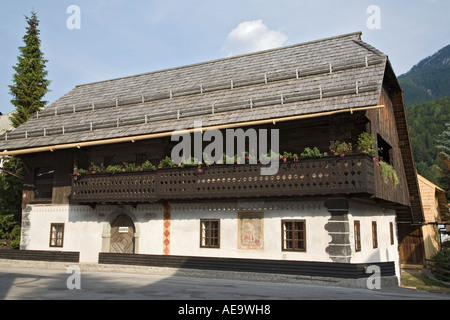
[224,20,288,56]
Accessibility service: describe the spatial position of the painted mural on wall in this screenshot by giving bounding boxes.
[238,212,264,249]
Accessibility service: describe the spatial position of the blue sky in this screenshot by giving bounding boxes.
[0,0,449,115]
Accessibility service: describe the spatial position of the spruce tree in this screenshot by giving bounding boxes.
[9,10,50,128]
[437,123,450,195]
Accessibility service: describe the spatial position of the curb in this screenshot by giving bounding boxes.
[0,259,399,289]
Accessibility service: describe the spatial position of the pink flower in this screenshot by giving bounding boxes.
[198,169,202,173]
[283,158,287,162]
[340,154,345,157]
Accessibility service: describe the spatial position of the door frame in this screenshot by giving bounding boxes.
[102,207,140,254]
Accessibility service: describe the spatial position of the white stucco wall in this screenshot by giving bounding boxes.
[20,200,400,273]
[347,202,400,276]
[169,206,332,262]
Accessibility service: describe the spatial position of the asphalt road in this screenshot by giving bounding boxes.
[0,266,449,301]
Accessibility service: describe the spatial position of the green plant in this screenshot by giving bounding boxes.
[106,164,124,174]
[89,162,105,174]
[141,160,156,171]
[0,215,20,249]
[9,225,21,249]
[357,132,377,158]
[280,151,293,162]
[123,162,139,172]
[222,153,237,164]
[159,156,175,168]
[379,161,399,189]
[330,141,353,157]
[181,157,201,167]
[300,147,323,159]
[75,168,89,175]
[242,151,257,163]
[431,248,450,282]
[259,150,279,162]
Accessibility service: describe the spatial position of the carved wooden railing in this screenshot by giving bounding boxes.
[70,154,375,204]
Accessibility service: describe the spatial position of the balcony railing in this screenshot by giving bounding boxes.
[70,154,375,204]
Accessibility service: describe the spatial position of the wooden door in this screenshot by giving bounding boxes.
[398,225,425,266]
[110,214,135,254]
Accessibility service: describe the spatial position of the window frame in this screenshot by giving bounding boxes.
[372,221,378,249]
[354,220,361,252]
[281,219,306,252]
[34,167,54,201]
[200,219,220,249]
[389,222,395,245]
[49,223,65,248]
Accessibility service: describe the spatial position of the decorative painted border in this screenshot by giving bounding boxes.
[163,202,171,255]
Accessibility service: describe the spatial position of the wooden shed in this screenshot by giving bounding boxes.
[418,175,449,259]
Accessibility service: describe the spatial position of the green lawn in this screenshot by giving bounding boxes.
[401,270,450,293]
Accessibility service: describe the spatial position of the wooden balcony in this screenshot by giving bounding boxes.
[70,154,375,204]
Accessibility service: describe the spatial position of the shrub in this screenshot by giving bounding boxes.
[300,147,323,159]
[330,141,353,157]
[159,156,175,168]
[431,248,450,282]
[181,157,201,167]
[141,160,156,171]
[0,215,20,249]
[259,150,279,162]
[357,132,377,158]
[123,162,139,172]
[89,162,105,174]
[379,161,399,189]
[106,164,124,174]
[75,168,89,175]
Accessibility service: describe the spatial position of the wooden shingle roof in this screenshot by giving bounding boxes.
[1,32,388,152]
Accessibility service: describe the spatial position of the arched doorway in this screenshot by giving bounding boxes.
[109,214,136,254]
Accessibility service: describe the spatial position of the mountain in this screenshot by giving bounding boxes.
[406,97,450,188]
[399,44,450,106]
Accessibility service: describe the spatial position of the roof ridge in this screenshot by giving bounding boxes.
[74,31,363,88]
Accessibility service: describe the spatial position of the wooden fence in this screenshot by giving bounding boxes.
[426,259,450,282]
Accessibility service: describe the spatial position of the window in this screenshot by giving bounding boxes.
[377,135,392,164]
[372,221,378,249]
[390,222,395,245]
[35,167,54,199]
[136,154,146,164]
[200,219,220,248]
[282,220,306,252]
[354,220,361,252]
[49,223,64,248]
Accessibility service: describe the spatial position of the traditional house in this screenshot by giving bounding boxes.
[416,175,449,262]
[0,32,424,285]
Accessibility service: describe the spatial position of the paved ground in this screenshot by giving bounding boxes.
[0,265,449,301]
